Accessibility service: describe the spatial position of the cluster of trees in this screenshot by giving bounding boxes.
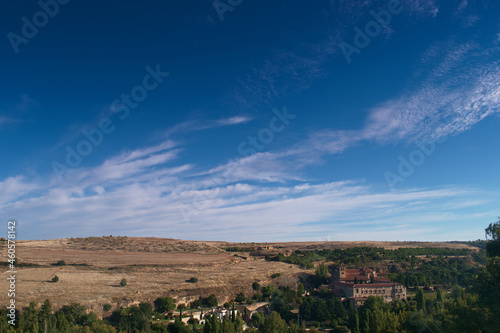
[188,295,218,309]
[224,247,248,252]
[269,246,482,269]
[270,246,485,289]
[387,256,480,287]
[0,301,117,333]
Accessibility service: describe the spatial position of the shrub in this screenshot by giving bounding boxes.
[52,275,59,283]
[186,277,198,283]
[271,273,282,279]
[120,278,127,287]
[103,304,112,312]
[235,292,246,303]
[252,282,261,291]
[56,260,66,266]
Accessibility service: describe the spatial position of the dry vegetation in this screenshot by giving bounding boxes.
[0,237,480,316]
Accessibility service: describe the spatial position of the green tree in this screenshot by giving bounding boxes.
[297,282,305,296]
[328,296,346,320]
[348,305,360,333]
[416,288,426,311]
[251,312,265,328]
[204,314,222,333]
[235,292,245,303]
[177,303,187,318]
[103,304,112,312]
[252,282,261,291]
[314,263,329,286]
[261,311,287,333]
[446,293,488,333]
[299,297,314,321]
[20,301,40,333]
[312,299,329,322]
[169,318,188,333]
[52,275,59,282]
[206,294,218,307]
[474,219,500,328]
[139,302,153,317]
[436,288,443,303]
[485,218,500,257]
[119,278,127,287]
[41,299,52,319]
[262,285,275,298]
[154,297,176,313]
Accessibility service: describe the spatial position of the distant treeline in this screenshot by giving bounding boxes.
[268,246,482,267]
[225,246,247,252]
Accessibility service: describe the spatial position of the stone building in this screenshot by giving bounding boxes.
[331,264,406,307]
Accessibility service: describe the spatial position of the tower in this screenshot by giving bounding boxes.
[340,263,346,279]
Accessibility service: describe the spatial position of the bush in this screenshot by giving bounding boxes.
[103,304,112,312]
[271,273,282,279]
[186,277,198,283]
[120,278,127,287]
[235,292,246,303]
[252,282,261,291]
[56,260,66,266]
[52,275,59,283]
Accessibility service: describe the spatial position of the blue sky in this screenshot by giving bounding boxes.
[1,0,499,241]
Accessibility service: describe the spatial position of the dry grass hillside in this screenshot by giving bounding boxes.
[0,237,480,315]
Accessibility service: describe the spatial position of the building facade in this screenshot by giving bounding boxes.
[332,264,407,307]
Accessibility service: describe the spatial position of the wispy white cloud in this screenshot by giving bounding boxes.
[199,38,500,192]
[164,115,252,138]
[0,133,495,241]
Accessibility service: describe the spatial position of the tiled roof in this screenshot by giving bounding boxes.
[374,277,391,282]
[332,281,403,288]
